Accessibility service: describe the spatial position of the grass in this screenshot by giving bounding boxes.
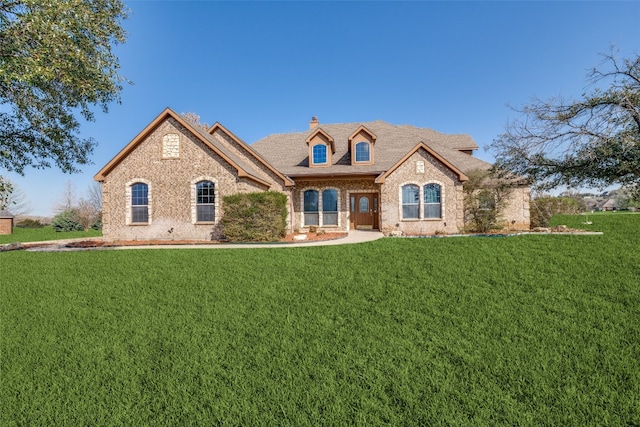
[1,213,639,425]
[0,225,102,244]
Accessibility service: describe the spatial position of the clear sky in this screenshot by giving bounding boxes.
[5,1,640,216]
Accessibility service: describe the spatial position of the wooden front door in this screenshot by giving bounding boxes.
[350,193,379,230]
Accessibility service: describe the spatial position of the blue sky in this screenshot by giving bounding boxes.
[5,1,640,216]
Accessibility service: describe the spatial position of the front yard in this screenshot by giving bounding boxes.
[1,214,638,425]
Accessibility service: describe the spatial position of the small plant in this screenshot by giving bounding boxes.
[309,225,318,234]
[316,229,326,236]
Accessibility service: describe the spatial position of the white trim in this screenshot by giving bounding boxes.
[125,178,152,225]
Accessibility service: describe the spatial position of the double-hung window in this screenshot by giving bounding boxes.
[131,183,149,223]
[322,189,338,226]
[304,190,319,225]
[423,184,442,219]
[402,184,420,219]
[196,181,215,222]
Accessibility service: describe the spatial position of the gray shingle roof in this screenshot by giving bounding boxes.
[251,120,489,177]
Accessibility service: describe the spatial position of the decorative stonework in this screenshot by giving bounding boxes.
[162,133,180,158]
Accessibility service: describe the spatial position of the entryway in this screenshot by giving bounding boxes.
[350,193,379,230]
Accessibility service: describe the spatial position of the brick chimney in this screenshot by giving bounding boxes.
[309,116,319,129]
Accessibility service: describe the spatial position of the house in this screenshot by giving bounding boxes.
[95,108,530,240]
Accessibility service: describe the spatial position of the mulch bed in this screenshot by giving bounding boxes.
[63,232,349,248]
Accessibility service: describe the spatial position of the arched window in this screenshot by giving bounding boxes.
[196,181,215,222]
[322,189,338,226]
[304,190,319,225]
[354,141,370,163]
[131,183,149,223]
[402,184,419,219]
[312,145,327,165]
[423,183,442,218]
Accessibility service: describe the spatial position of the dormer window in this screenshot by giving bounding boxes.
[306,128,334,168]
[354,141,370,163]
[312,144,328,165]
[349,126,376,166]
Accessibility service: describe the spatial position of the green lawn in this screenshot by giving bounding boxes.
[0,225,102,244]
[1,214,638,425]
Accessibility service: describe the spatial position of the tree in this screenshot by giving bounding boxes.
[0,0,129,174]
[181,112,209,131]
[490,52,640,197]
[0,176,29,214]
[0,174,12,210]
[54,181,77,213]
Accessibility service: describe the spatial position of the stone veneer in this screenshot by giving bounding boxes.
[102,118,288,240]
[382,148,464,235]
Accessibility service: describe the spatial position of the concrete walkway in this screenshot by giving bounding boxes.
[13,230,385,252]
[110,230,385,250]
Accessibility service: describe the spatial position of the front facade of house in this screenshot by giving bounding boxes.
[95,109,530,240]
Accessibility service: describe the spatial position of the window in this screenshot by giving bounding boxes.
[322,189,338,226]
[196,181,215,222]
[304,190,319,225]
[423,183,442,218]
[354,142,370,163]
[402,184,419,219]
[131,183,148,223]
[312,145,327,165]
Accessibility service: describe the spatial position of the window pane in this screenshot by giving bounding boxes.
[355,142,370,162]
[312,145,327,164]
[423,184,441,203]
[132,206,148,223]
[304,213,319,226]
[197,181,215,204]
[132,183,148,206]
[403,205,419,219]
[322,189,338,212]
[323,213,338,226]
[359,197,369,213]
[424,204,441,219]
[197,205,215,222]
[304,190,319,212]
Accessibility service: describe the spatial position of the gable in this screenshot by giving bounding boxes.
[375,142,469,184]
[95,108,289,188]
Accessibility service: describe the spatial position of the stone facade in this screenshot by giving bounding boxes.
[97,110,531,240]
[382,148,464,235]
[100,117,288,240]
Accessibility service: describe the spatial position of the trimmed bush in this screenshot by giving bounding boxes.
[530,197,584,228]
[221,192,288,242]
[51,209,84,232]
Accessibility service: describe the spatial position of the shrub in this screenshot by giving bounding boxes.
[221,192,288,242]
[51,209,84,232]
[463,169,514,233]
[15,218,44,228]
[530,197,584,228]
